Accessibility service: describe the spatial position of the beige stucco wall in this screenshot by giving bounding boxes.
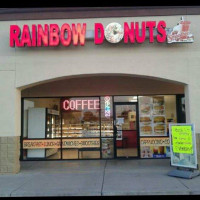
[0,14,200,136]
[13,15,197,89]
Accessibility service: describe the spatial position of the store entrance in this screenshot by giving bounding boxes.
[114,103,139,158]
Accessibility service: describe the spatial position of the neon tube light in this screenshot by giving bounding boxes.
[104,96,111,118]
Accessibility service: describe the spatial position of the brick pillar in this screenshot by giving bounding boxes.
[0,136,20,174]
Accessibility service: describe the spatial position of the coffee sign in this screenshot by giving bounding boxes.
[62,99,100,111]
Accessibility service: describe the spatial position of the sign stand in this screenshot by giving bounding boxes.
[168,167,200,179]
[168,123,200,179]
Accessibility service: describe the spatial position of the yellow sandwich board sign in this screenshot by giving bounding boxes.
[169,123,197,169]
[171,125,193,154]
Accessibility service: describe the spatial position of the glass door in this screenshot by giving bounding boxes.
[114,103,139,158]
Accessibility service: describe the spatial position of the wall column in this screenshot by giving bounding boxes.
[185,84,200,169]
[0,71,21,174]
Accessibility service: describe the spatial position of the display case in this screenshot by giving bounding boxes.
[62,123,100,138]
[46,109,61,138]
[27,108,61,158]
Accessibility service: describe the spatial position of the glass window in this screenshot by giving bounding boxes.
[61,97,100,138]
[62,149,78,159]
[139,96,167,137]
[22,98,61,160]
[22,97,102,160]
[176,95,186,123]
[101,138,114,158]
[138,95,177,137]
[165,95,177,135]
[23,98,61,139]
[46,148,61,160]
[100,96,113,137]
[79,150,100,159]
[61,137,100,159]
[115,104,137,131]
[60,97,101,159]
[139,95,177,159]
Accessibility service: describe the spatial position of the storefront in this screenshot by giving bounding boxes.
[0,7,200,173]
[21,94,185,160]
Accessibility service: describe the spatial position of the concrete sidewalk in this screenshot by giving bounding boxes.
[0,159,200,196]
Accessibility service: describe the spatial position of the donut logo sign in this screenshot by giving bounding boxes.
[94,21,167,44]
[167,17,194,43]
[104,23,124,43]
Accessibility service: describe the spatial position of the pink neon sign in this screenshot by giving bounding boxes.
[62,99,100,111]
[10,23,87,47]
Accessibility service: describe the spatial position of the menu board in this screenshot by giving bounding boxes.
[23,138,100,149]
[140,137,170,158]
[139,96,167,136]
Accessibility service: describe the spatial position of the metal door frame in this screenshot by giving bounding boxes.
[113,102,140,159]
